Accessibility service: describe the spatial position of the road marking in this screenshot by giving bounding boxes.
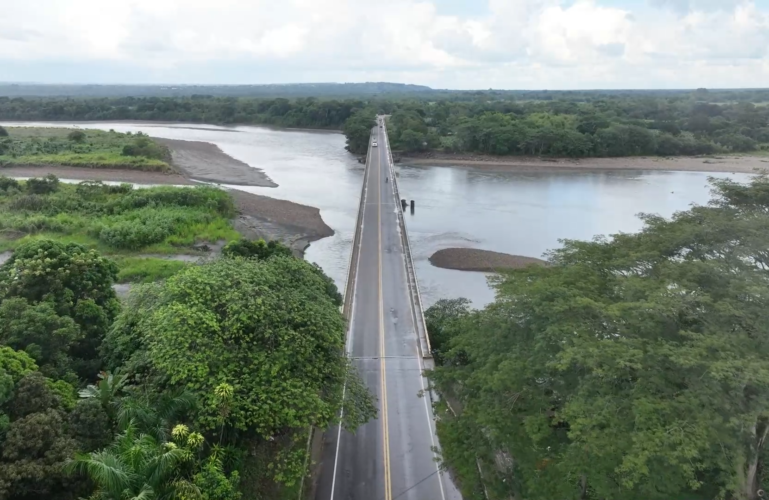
[378,128,393,500]
[329,133,372,500]
[382,123,449,500]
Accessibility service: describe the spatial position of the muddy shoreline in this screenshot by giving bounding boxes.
[430,248,546,273]
[402,152,769,174]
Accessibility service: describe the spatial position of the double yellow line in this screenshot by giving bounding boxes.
[377,134,393,500]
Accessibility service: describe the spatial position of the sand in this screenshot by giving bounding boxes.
[402,152,769,174]
[154,138,277,187]
[429,248,546,273]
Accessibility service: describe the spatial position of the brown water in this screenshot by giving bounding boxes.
[7,121,753,307]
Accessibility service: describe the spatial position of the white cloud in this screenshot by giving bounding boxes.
[0,0,767,88]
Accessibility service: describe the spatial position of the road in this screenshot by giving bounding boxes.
[315,121,462,500]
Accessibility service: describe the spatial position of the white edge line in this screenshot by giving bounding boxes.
[329,129,374,500]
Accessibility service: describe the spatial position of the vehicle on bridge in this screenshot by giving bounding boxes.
[372,141,378,147]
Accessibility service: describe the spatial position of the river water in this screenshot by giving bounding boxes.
[5,122,753,308]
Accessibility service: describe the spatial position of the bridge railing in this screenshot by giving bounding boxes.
[381,119,433,359]
[342,134,372,321]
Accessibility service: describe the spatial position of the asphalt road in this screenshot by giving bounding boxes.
[315,123,462,500]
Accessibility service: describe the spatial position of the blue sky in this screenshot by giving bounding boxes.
[1,0,767,89]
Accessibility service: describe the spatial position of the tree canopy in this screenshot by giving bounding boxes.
[429,175,769,500]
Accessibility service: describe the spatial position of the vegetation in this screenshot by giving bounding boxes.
[3,89,769,158]
[0,177,239,282]
[0,233,373,498]
[0,127,173,172]
[427,175,769,500]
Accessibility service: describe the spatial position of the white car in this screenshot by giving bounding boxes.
[372,141,378,147]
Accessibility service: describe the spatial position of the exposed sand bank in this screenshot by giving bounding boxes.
[429,248,546,273]
[154,138,277,187]
[402,152,769,174]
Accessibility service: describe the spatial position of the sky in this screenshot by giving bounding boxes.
[0,0,767,89]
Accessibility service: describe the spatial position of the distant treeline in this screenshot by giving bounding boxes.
[0,96,362,129]
[2,88,769,158]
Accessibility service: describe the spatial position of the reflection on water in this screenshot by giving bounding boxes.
[6,121,752,308]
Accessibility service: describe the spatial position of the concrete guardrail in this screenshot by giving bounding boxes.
[380,119,433,359]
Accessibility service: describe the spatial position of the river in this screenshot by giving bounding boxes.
[4,122,754,308]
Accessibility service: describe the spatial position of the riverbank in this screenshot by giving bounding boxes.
[402,152,769,174]
[429,248,546,273]
[2,135,333,258]
[155,138,277,187]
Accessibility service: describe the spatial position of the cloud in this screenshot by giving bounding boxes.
[0,0,767,89]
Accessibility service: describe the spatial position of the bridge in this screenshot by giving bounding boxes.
[314,118,463,500]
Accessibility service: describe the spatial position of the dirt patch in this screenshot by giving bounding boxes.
[403,152,769,174]
[155,138,277,187]
[228,189,334,257]
[0,166,192,185]
[430,248,546,273]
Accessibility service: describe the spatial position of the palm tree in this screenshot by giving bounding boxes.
[68,422,200,500]
[79,371,128,420]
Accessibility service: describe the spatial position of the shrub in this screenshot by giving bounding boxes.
[0,126,8,137]
[222,238,292,260]
[10,194,50,211]
[67,130,86,143]
[0,176,20,192]
[121,136,168,161]
[26,174,60,195]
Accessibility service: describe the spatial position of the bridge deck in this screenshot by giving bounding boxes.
[315,122,461,500]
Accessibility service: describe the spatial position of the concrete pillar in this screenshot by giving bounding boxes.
[410,200,415,214]
[401,199,407,211]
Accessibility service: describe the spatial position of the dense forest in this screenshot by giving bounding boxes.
[3,88,769,158]
[0,179,375,500]
[426,175,769,500]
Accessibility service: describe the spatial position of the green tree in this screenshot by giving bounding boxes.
[124,257,375,486]
[0,298,81,381]
[0,126,8,137]
[0,240,120,378]
[343,108,376,154]
[430,176,769,500]
[0,372,81,500]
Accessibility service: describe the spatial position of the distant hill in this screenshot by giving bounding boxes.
[0,82,436,98]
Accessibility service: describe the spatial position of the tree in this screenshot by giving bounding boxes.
[0,126,8,137]
[0,240,120,378]
[430,176,769,500]
[424,298,471,364]
[0,372,81,500]
[0,298,81,381]
[343,107,376,154]
[121,257,375,486]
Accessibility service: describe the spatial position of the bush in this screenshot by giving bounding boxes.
[222,239,292,260]
[121,136,168,161]
[26,174,60,195]
[67,130,86,143]
[0,126,8,137]
[10,194,50,212]
[0,176,20,192]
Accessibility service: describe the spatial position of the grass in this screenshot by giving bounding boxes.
[0,127,174,172]
[114,257,190,284]
[0,177,240,283]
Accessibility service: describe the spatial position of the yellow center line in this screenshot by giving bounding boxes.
[377,132,393,500]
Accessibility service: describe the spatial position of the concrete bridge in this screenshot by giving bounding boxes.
[315,118,463,500]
